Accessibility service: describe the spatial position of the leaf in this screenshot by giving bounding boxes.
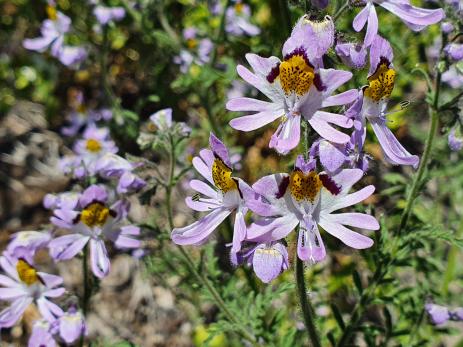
[330,304,345,331]
[352,270,363,295]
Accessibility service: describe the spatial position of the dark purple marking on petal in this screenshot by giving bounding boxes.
[266,62,281,83]
[275,175,290,199]
[313,73,326,91]
[283,47,313,68]
[319,174,341,195]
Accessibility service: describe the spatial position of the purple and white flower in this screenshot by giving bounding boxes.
[93,5,125,25]
[444,43,463,61]
[226,15,356,154]
[58,306,86,344]
[245,156,379,263]
[171,133,252,256]
[49,185,140,278]
[347,35,419,168]
[448,125,463,151]
[335,42,367,69]
[70,125,118,176]
[225,1,260,37]
[96,153,146,194]
[353,0,444,47]
[23,5,87,67]
[425,303,450,325]
[232,241,289,283]
[6,231,52,263]
[0,255,65,328]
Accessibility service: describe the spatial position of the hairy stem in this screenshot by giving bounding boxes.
[397,70,441,236]
[294,121,322,347]
[296,256,322,347]
[82,244,90,316]
[333,1,350,22]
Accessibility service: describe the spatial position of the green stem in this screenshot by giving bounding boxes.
[279,0,292,37]
[82,244,90,316]
[442,217,463,296]
[333,1,350,22]
[165,136,258,345]
[397,70,441,236]
[296,257,322,347]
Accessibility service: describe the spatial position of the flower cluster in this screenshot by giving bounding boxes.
[171,0,446,284]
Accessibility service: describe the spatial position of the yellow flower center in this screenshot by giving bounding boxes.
[80,202,110,227]
[212,158,237,193]
[289,170,322,202]
[186,39,198,49]
[77,104,87,113]
[17,259,40,286]
[279,54,315,96]
[234,2,244,13]
[86,139,102,153]
[364,62,396,102]
[46,5,57,21]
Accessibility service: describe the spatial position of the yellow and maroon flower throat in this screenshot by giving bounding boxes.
[212,155,238,193]
[267,48,325,96]
[17,259,41,286]
[276,169,341,200]
[364,57,396,102]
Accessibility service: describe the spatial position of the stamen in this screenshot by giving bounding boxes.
[279,53,315,96]
[364,58,396,102]
[80,202,110,227]
[212,157,237,193]
[289,170,322,202]
[86,139,102,153]
[17,259,40,286]
[46,5,57,21]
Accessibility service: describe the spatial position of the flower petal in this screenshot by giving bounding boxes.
[319,219,374,249]
[171,208,231,245]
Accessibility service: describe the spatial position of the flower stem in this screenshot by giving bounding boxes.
[82,244,90,316]
[296,122,322,347]
[333,1,350,22]
[165,136,258,345]
[296,256,322,347]
[397,70,441,236]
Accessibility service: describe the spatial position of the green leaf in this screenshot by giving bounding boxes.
[330,304,345,331]
[353,270,363,295]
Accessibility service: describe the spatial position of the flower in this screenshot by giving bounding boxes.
[6,231,52,263]
[48,185,140,278]
[226,15,355,154]
[61,91,113,136]
[93,5,125,25]
[353,0,444,47]
[335,42,367,69]
[58,306,86,344]
[71,125,118,176]
[347,35,419,168]
[149,108,191,135]
[174,29,214,73]
[96,153,146,194]
[29,319,57,347]
[448,125,463,151]
[441,21,454,33]
[246,156,379,263]
[442,65,463,88]
[425,303,450,325]
[171,133,252,256]
[0,255,65,328]
[28,305,86,346]
[232,241,289,283]
[444,43,463,61]
[225,1,260,37]
[23,5,86,67]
